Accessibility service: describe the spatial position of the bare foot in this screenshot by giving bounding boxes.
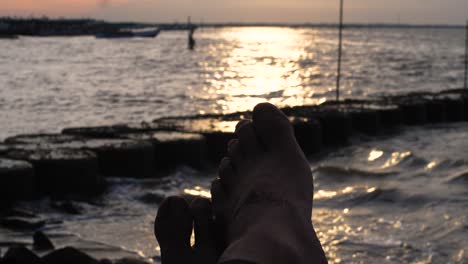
[154,196,220,264]
[211,103,327,264]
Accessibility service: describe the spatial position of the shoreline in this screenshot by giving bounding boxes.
[0,17,464,38]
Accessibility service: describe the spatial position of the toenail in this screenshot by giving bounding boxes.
[219,157,231,168]
[235,119,251,132]
[227,139,238,149]
[157,201,170,218]
[167,197,187,217]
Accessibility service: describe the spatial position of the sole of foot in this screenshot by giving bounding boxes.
[211,103,328,264]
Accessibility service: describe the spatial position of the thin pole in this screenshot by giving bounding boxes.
[336,0,344,101]
[464,20,468,91]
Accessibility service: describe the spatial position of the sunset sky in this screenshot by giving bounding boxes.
[1,0,467,24]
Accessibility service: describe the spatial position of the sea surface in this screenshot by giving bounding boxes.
[1,27,468,263]
[0,27,466,139]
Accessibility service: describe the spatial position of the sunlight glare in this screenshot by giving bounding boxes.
[368,149,384,162]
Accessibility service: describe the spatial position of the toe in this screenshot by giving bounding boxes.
[210,179,228,250]
[218,157,236,189]
[211,178,228,217]
[235,119,251,131]
[252,103,296,151]
[227,139,242,165]
[190,198,219,261]
[154,196,193,263]
[235,120,262,156]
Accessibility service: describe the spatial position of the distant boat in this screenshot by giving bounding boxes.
[96,28,160,39]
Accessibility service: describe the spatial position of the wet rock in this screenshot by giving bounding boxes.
[153,117,238,134]
[114,258,150,264]
[318,111,352,146]
[0,144,10,155]
[398,102,427,125]
[349,109,381,135]
[152,131,207,170]
[5,134,156,178]
[0,158,35,204]
[2,246,43,264]
[137,192,166,204]
[153,117,238,163]
[0,217,45,231]
[463,96,468,121]
[42,247,99,264]
[62,125,141,138]
[425,100,446,123]
[6,149,101,196]
[1,208,37,218]
[122,131,207,172]
[377,106,403,128]
[291,117,322,155]
[33,231,55,251]
[4,134,82,146]
[85,139,155,178]
[281,104,321,118]
[50,201,83,215]
[442,98,464,122]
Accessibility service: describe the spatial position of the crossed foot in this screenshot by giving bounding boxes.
[155,103,327,264]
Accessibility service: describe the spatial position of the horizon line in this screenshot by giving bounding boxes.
[1,17,466,28]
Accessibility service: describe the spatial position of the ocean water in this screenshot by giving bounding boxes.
[1,27,468,263]
[0,27,466,140]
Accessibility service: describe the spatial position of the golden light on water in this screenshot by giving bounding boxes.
[382,151,412,169]
[315,190,339,200]
[315,186,377,200]
[202,27,330,114]
[426,161,438,170]
[368,149,384,162]
[183,186,211,198]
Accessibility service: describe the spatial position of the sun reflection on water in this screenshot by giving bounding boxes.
[183,186,211,198]
[200,27,331,114]
[368,149,384,162]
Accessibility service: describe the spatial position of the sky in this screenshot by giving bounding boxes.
[1,0,468,25]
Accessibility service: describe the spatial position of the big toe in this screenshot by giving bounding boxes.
[252,103,296,151]
[155,196,193,263]
[235,120,262,156]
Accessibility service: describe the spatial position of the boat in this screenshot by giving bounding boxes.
[95,28,160,39]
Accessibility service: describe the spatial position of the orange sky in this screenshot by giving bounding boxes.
[1,0,127,16]
[1,0,467,24]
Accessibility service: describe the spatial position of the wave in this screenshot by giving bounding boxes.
[446,170,468,184]
[314,186,433,208]
[313,165,399,179]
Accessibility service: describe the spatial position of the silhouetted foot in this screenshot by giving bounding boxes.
[154,196,220,264]
[211,103,327,264]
